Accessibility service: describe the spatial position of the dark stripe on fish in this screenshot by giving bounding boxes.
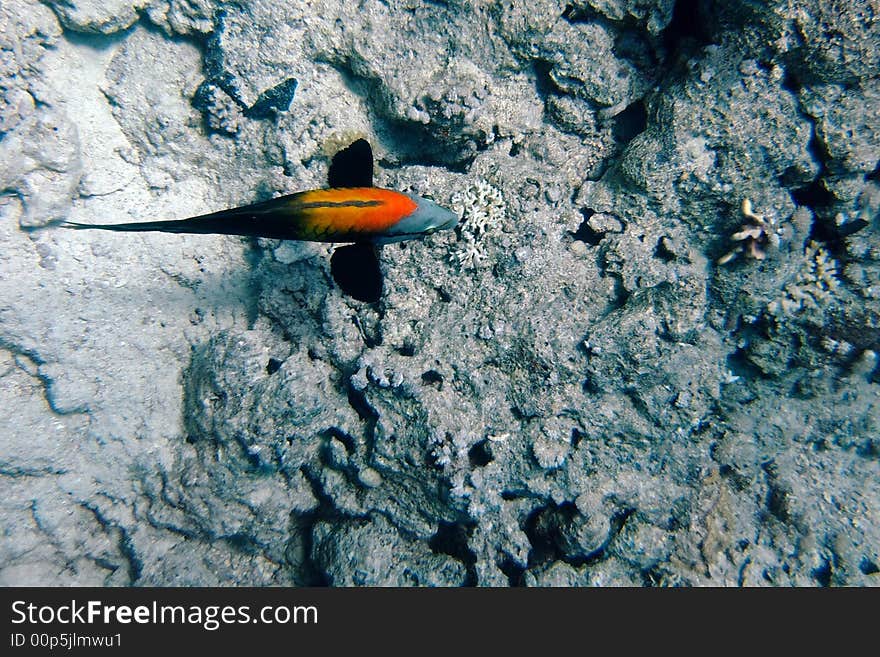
[294,200,383,209]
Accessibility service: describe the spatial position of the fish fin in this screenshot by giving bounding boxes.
[61,220,146,231]
[60,219,201,233]
[330,242,382,302]
[328,138,373,188]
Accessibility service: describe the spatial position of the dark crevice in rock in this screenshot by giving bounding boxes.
[612,99,648,144]
[781,67,803,96]
[585,506,636,564]
[859,557,879,575]
[581,376,600,395]
[531,59,558,99]
[653,235,677,262]
[421,369,443,389]
[662,0,716,56]
[498,556,526,586]
[792,137,835,211]
[222,532,263,555]
[194,10,297,130]
[395,344,416,357]
[606,273,631,311]
[54,16,139,46]
[666,497,692,532]
[294,466,372,585]
[342,373,379,467]
[561,4,666,81]
[777,164,809,190]
[726,347,766,382]
[0,464,68,477]
[80,502,143,584]
[622,387,656,425]
[244,78,298,119]
[324,426,357,454]
[285,514,327,586]
[429,521,478,586]
[812,555,833,587]
[560,3,599,24]
[467,439,493,467]
[523,500,578,567]
[788,106,869,257]
[300,466,346,519]
[805,183,867,255]
[0,340,90,416]
[856,438,879,460]
[571,209,604,246]
[346,385,377,424]
[641,564,680,587]
[200,9,244,107]
[716,462,752,492]
[545,2,724,182]
[524,500,635,572]
[141,472,201,540]
[760,461,790,524]
[509,405,536,422]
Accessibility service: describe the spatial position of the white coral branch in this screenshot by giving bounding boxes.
[449,179,506,270]
[767,241,840,316]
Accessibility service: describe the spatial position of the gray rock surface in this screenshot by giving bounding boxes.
[1,0,877,586]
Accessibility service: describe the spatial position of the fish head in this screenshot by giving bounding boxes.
[374,193,459,244]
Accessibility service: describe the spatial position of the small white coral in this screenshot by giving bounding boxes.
[718,199,782,264]
[768,241,840,316]
[449,180,506,270]
[429,436,451,468]
[453,236,489,270]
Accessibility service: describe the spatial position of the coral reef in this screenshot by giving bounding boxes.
[1,0,878,587]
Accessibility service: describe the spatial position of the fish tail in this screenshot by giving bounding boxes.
[61,219,202,233]
[59,197,307,240]
[60,210,278,237]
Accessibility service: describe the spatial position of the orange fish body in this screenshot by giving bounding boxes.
[294,187,420,241]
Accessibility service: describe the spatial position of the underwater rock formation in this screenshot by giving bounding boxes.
[1,0,878,586]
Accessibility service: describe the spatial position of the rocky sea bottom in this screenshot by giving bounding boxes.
[0,0,878,586]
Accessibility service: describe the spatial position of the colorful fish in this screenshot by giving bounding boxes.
[62,139,458,244]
